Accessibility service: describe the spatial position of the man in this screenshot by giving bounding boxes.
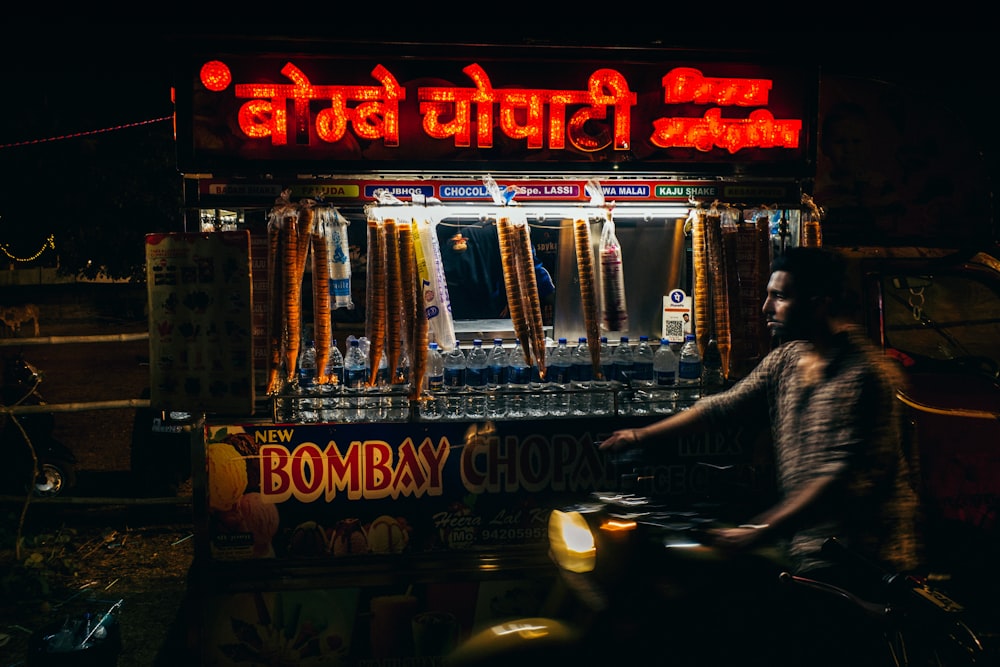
[600,246,921,576]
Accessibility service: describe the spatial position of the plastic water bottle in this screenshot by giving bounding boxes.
[526,340,549,417]
[633,336,655,386]
[592,336,614,416]
[367,345,390,421]
[320,339,345,421]
[325,339,345,389]
[632,335,656,415]
[486,338,508,419]
[344,338,368,422]
[652,337,678,414]
[296,335,319,422]
[421,342,445,420]
[465,339,489,420]
[443,341,467,419]
[570,336,593,416]
[388,348,411,421]
[545,337,573,417]
[702,337,724,395]
[678,333,702,407]
[612,335,635,414]
[612,335,635,386]
[505,339,530,418]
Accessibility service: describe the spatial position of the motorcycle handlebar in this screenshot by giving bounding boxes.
[777,571,895,621]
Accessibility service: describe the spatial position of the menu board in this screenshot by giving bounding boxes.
[146,231,254,415]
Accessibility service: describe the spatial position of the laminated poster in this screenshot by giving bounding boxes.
[146,231,255,415]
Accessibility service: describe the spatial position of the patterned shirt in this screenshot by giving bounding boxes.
[696,329,921,573]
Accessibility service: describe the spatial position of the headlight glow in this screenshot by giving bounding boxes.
[600,518,637,532]
[548,510,597,573]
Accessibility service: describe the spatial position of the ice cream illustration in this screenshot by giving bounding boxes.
[207,441,248,512]
[237,492,280,558]
[329,518,369,556]
[367,515,410,554]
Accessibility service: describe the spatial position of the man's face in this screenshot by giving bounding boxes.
[762,270,810,342]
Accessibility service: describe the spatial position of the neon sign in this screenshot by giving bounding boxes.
[188,58,810,165]
[417,63,635,152]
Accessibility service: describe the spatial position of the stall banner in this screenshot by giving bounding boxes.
[174,50,815,176]
[202,418,765,562]
[146,231,255,414]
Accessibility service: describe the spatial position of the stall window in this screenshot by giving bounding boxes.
[881,273,1000,374]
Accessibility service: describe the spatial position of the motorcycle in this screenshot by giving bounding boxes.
[1,352,77,497]
[445,450,994,667]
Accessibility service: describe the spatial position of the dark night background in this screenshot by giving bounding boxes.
[0,25,995,281]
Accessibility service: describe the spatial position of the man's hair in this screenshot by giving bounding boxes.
[771,246,850,313]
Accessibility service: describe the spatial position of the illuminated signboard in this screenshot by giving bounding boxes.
[173,48,816,176]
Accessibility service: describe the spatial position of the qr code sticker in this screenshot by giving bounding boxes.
[664,320,684,339]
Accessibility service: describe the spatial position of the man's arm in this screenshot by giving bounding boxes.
[598,403,711,451]
[708,473,842,550]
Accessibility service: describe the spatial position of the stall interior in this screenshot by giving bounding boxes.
[227,177,817,425]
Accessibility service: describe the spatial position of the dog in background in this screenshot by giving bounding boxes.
[0,304,40,336]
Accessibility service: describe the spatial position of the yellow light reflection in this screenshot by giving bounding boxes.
[549,510,596,573]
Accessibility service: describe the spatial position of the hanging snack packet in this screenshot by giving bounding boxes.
[412,215,457,353]
[599,212,628,333]
[328,207,354,309]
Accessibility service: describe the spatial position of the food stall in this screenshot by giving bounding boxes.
[158,37,820,665]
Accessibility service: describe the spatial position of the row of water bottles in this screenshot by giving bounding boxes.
[290,334,412,423]
[602,333,705,415]
[417,333,711,421]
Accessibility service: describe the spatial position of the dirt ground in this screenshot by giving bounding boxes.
[1,315,199,666]
[0,504,197,667]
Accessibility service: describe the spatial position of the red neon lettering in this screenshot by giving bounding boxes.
[650,108,801,153]
[203,60,802,157]
[418,64,635,151]
[661,67,772,106]
[200,60,232,92]
[226,62,404,147]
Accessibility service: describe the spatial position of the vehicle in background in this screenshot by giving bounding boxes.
[1,353,77,497]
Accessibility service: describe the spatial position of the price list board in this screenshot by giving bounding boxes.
[146,231,255,415]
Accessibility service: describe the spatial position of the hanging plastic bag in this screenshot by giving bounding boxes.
[327,207,354,309]
[599,211,628,333]
[264,191,306,394]
[412,215,456,353]
[801,193,824,247]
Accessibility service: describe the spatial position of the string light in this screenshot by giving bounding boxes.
[1,234,56,262]
[0,116,170,263]
[0,116,171,150]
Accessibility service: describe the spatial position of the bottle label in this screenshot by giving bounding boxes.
[428,375,444,391]
[466,368,487,387]
[508,367,529,384]
[655,370,676,386]
[679,360,701,380]
[346,368,366,387]
[443,368,464,387]
[548,366,570,384]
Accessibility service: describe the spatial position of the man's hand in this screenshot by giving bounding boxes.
[704,525,770,551]
[598,428,641,451]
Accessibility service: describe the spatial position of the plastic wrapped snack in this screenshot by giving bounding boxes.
[599,211,628,333]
